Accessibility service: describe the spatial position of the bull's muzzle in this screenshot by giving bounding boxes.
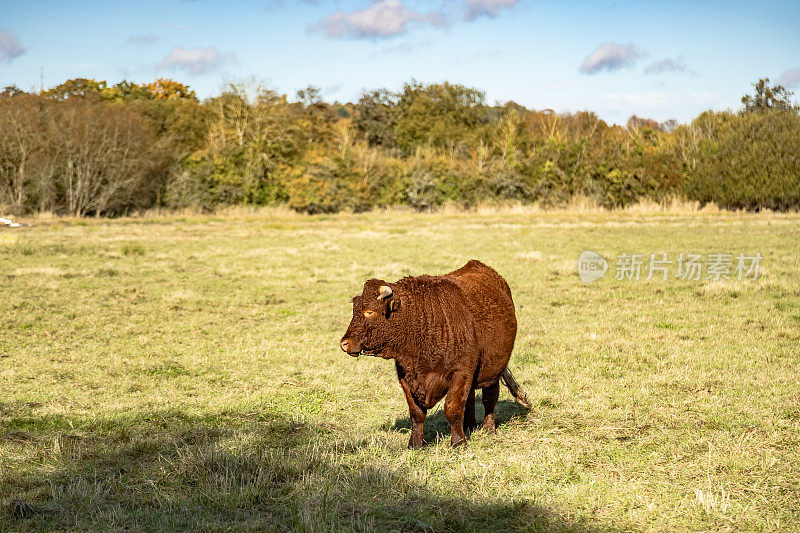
[340,338,360,356]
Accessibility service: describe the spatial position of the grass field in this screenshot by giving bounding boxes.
[1,208,798,531]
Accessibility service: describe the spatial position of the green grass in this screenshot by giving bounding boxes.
[1,209,798,531]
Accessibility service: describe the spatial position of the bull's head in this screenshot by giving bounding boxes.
[340,278,401,358]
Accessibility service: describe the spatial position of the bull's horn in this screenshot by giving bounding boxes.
[377,285,393,300]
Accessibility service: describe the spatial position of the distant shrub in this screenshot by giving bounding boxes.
[286,151,369,214]
[165,150,290,211]
[490,171,536,202]
[682,110,800,210]
[404,169,443,211]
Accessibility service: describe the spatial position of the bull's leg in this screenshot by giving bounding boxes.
[481,381,500,433]
[408,398,427,449]
[463,389,477,433]
[444,373,472,447]
[398,377,427,449]
[396,363,427,449]
[408,403,427,449]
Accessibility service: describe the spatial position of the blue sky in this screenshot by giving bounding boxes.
[1,0,798,124]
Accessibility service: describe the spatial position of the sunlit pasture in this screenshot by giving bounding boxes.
[1,207,798,531]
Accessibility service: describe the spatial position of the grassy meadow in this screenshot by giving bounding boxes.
[1,207,798,531]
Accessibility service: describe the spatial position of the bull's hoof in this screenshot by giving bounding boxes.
[451,436,467,448]
[482,421,496,434]
[408,437,425,450]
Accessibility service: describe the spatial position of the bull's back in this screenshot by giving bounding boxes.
[446,260,517,386]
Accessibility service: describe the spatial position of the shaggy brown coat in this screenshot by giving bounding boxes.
[340,260,530,448]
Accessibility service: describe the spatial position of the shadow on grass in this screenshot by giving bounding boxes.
[0,408,601,532]
[386,399,530,444]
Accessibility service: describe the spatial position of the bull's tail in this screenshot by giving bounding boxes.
[501,368,531,409]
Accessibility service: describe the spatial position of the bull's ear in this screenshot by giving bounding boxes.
[383,296,400,317]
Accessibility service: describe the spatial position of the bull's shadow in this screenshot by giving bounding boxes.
[385,398,529,443]
[0,406,610,532]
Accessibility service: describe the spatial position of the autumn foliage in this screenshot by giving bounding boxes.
[0,77,798,216]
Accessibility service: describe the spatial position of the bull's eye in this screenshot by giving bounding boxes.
[363,310,377,318]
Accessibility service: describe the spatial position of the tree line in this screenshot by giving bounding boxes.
[0,76,798,216]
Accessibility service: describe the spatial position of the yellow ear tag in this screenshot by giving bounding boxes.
[364,310,377,318]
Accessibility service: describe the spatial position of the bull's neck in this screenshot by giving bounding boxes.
[387,344,422,377]
[384,304,423,370]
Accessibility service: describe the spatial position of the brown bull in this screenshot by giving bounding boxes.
[340,260,530,448]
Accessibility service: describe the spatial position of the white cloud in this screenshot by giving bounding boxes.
[126,34,159,46]
[779,68,800,89]
[464,0,519,21]
[643,58,689,75]
[157,46,234,75]
[0,30,26,63]
[310,0,520,40]
[268,0,320,8]
[579,42,639,74]
[311,0,429,39]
